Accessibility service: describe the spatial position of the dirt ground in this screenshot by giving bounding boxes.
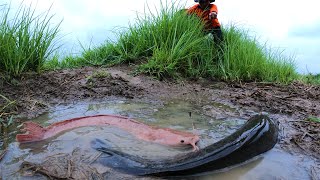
[1,65,319,178]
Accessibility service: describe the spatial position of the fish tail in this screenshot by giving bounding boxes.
[16,122,46,143]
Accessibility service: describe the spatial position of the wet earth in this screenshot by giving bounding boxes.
[0,65,319,179]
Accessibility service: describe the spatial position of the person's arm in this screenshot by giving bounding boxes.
[209,4,218,19]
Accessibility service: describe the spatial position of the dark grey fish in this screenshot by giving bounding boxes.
[92,115,278,177]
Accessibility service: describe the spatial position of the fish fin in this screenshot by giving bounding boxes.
[191,142,200,152]
[16,121,46,143]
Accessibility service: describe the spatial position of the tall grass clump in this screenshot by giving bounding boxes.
[97,2,219,78]
[79,1,297,82]
[57,1,297,83]
[0,3,61,77]
[218,24,297,83]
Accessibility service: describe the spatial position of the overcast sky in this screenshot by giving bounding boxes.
[7,0,320,74]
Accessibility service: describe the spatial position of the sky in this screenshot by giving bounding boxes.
[5,0,320,74]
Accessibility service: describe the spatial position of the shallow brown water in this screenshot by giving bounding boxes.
[0,100,318,179]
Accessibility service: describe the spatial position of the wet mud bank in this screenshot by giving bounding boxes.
[1,65,319,178]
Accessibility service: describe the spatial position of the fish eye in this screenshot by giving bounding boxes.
[180,140,185,143]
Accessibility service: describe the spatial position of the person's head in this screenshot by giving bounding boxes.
[197,0,211,9]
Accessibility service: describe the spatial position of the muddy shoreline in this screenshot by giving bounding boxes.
[1,65,319,178]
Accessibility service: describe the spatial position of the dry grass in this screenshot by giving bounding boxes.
[20,148,104,179]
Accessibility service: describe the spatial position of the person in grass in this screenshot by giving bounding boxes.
[187,0,223,45]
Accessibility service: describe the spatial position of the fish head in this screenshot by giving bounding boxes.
[167,134,200,151]
[155,129,200,151]
[179,135,200,151]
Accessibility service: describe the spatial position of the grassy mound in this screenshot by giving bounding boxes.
[1,2,298,83]
[52,2,297,83]
[0,3,61,77]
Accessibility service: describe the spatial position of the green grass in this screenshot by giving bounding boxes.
[0,115,14,129]
[0,94,16,114]
[300,73,320,85]
[44,43,120,70]
[217,24,298,82]
[48,2,297,83]
[0,3,61,77]
[2,1,298,83]
[0,94,16,130]
[44,54,86,70]
[130,4,218,78]
[307,116,320,123]
[0,94,15,148]
[49,2,220,78]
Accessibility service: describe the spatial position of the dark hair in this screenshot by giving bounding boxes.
[194,0,215,2]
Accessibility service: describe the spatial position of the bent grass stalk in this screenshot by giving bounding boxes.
[0,94,15,152]
[0,3,61,77]
[0,94,16,114]
[0,94,15,134]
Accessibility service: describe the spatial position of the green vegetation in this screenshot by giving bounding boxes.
[0,1,305,84]
[0,95,14,154]
[86,70,111,87]
[48,3,297,83]
[307,116,320,123]
[218,25,297,82]
[133,8,217,79]
[0,94,15,133]
[91,70,111,78]
[300,73,320,85]
[0,94,16,114]
[0,3,61,77]
[44,55,87,70]
[0,115,14,129]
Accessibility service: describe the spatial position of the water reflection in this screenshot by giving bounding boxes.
[199,148,314,180]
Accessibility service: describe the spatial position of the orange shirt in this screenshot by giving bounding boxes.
[187,4,221,30]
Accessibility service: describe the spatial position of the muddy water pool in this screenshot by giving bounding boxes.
[0,99,316,179]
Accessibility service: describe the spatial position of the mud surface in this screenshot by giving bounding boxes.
[1,65,319,178]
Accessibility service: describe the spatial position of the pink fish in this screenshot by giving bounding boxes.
[16,114,200,151]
